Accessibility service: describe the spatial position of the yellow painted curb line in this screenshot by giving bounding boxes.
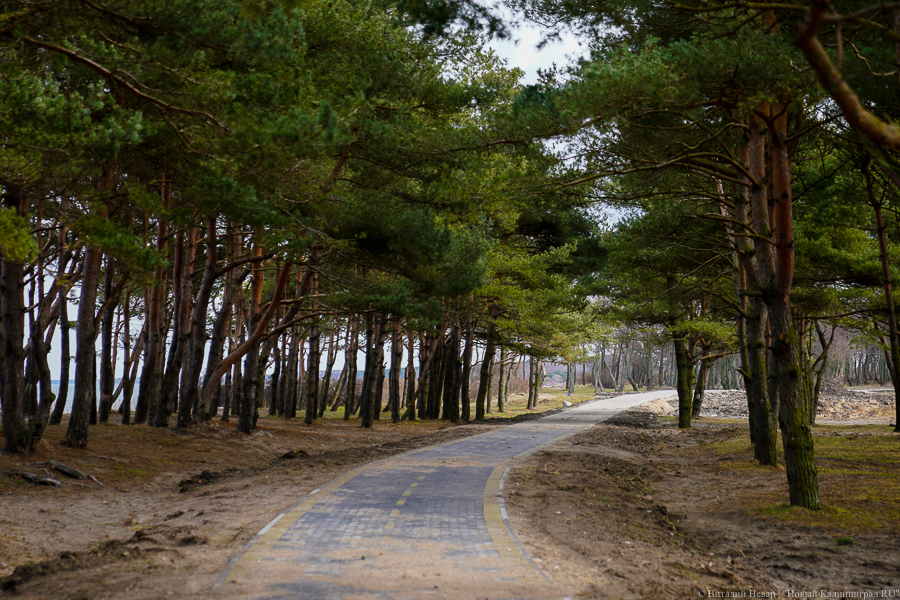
[482,422,595,579]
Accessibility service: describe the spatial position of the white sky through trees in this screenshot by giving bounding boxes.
[489,22,582,84]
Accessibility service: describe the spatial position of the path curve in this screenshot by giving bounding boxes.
[215,391,675,600]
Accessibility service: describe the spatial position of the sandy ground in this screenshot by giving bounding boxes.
[505,408,900,599]
[1,387,897,599]
[0,416,501,599]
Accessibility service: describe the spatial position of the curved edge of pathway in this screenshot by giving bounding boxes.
[213,391,677,600]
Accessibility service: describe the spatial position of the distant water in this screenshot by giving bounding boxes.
[49,380,137,414]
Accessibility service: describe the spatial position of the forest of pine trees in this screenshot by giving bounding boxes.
[4,0,900,512]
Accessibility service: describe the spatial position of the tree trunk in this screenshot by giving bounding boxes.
[304,312,320,425]
[238,245,264,434]
[65,245,102,448]
[868,168,900,432]
[360,317,384,428]
[49,284,70,426]
[416,333,429,420]
[373,324,386,420]
[403,331,417,421]
[739,110,778,466]
[179,221,218,426]
[691,356,710,419]
[154,229,192,428]
[269,343,281,416]
[318,317,336,418]
[427,334,442,420]
[344,318,358,420]
[672,333,695,429]
[1,187,28,452]
[358,313,375,419]
[98,256,117,424]
[770,105,819,509]
[475,312,497,420]
[389,321,403,423]
[496,347,507,416]
[442,321,461,423]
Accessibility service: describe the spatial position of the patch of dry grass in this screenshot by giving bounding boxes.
[690,420,900,532]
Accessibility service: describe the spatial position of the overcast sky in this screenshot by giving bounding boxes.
[489,24,584,85]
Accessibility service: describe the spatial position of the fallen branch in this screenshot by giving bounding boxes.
[20,472,61,487]
[36,460,88,479]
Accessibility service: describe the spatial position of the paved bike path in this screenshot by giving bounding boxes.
[215,392,676,600]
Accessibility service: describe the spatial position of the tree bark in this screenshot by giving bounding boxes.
[1,187,28,452]
[238,245,264,434]
[691,356,711,419]
[154,228,194,428]
[343,318,358,420]
[770,105,820,509]
[65,244,102,448]
[868,166,900,432]
[98,256,117,424]
[49,283,70,426]
[403,331,417,421]
[179,220,218,427]
[475,310,497,420]
[389,321,403,423]
[137,185,170,425]
[745,109,779,466]
[198,260,296,411]
[672,333,694,429]
[318,317,336,418]
[360,316,384,428]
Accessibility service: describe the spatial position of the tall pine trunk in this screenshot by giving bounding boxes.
[770,105,819,509]
[1,187,28,452]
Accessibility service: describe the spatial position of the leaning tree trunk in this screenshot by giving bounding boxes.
[202,274,239,418]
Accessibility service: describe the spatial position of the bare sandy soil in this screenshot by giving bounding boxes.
[0,415,499,599]
[1,388,897,600]
[506,409,900,599]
